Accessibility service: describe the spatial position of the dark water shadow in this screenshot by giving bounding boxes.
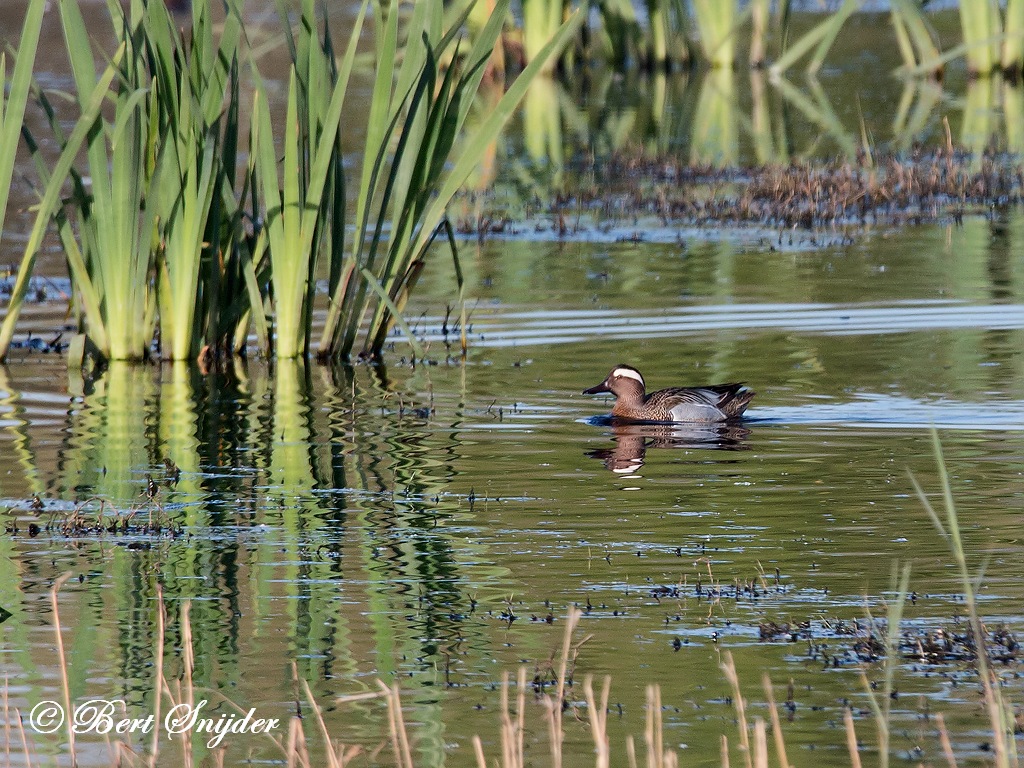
[584,417,750,473]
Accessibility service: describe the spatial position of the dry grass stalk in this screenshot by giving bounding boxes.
[721,651,752,768]
[499,671,513,768]
[546,607,583,768]
[936,713,957,768]
[302,674,343,768]
[844,706,862,768]
[149,585,167,768]
[8,670,37,768]
[377,681,415,768]
[752,718,768,768]
[498,668,527,768]
[499,671,514,768]
[176,600,196,768]
[584,674,611,768]
[515,666,526,765]
[761,674,791,768]
[645,684,663,768]
[3,676,11,766]
[978,668,1013,768]
[911,435,1018,768]
[16,707,36,766]
[286,715,310,768]
[472,734,487,768]
[50,573,76,766]
[27,594,1009,768]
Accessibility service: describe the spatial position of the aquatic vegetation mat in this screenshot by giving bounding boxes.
[458,149,1024,240]
[2,494,185,538]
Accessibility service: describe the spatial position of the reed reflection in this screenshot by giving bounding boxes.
[5,358,509,746]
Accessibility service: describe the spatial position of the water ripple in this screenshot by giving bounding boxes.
[424,301,1024,347]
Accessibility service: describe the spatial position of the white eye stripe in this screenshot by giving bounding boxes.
[611,368,644,384]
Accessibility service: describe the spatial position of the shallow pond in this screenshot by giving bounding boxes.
[3,214,1024,766]
[2,2,1024,766]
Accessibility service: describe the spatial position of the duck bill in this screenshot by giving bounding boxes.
[583,381,611,395]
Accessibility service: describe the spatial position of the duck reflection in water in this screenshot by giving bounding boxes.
[586,419,751,474]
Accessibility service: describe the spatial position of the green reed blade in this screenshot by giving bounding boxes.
[890,0,941,73]
[692,0,745,67]
[243,230,271,353]
[410,6,581,263]
[360,49,449,348]
[1003,0,1024,71]
[452,2,511,134]
[0,46,126,361]
[337,79,424,356]
[353,0,400,258]
[279,67,305,358]
[273,0,299,65]
[806,0,859,75]
[250,86,287,349]
[316,0,373,349]
[58,0,157,360]
[395,0,433,104]
[252,0,369,359]
[890,6,917,69]
[769,0,856,76]
[309,0,579,360]
[20,86,109,352]
[523,0,566,69]
[443,220,468,355]
[389,0,441,230]
[0,0,45,254]
[364,3,581,354]
[359,268,425,360]
[960,0,1000,74]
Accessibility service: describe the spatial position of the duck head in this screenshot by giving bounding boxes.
[583,365,646,398]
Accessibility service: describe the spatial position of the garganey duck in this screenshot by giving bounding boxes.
[583,364,754,423]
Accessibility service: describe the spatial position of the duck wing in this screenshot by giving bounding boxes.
[652,383,755,421]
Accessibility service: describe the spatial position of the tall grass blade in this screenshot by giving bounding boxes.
[911,429,1016,768]
[146,0,243,361]
[358,268,425,360]
[769,0,856,77]
[250,0,370,359]
[806,0,858,75]
[319,1,581,361]
[0,0,45,256]
[523,0,565,71]
[0,47,126,360]
[368,6,584,350]
[857,562,910,768]
[890,0,942,75]
[1003,0,1024,72]
[692,0,742,68]
[959,0,1000,74]
[750,0,769,67]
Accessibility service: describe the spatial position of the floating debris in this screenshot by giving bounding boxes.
[3,496,184,539]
